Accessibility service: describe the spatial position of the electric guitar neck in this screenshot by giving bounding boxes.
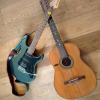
[28,0,61,55]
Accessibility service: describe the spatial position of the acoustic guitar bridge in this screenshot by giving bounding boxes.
[64,75,85,85]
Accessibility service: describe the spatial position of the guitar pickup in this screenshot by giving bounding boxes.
[64,75,85,85]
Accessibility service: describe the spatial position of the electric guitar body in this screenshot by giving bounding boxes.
[7,34,43,95]
[49,43,96,99]
[8,34,43,83]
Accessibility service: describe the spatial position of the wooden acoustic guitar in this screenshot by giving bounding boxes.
[40,0,96,99]
[7,0,59,96]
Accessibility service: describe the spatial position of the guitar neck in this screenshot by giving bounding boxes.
[27,19,47,55]
[27,0,60,55]
[48,16,68,58]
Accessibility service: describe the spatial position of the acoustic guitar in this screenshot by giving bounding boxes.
[40,0,96,99]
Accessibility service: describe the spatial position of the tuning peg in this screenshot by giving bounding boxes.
[50,0,60,9]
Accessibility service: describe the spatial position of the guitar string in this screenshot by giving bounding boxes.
[66,68,75,98]
[73,58,91,96]
[60,64,80,98]
[58,51,79,98]
[66,66,80,98]
[72,59,91,96]
[70,62,82,97]
[60,63,81,98]
[74,62,95,96]
[66,52,82,97]
[59,46,82,97]
[27,18,48,55]
[58,64,72,98]
[74,61,85,96]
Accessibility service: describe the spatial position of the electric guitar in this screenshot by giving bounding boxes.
[7,0,60,96]
[8,20,47,84]
[7,0,60,84]
[40,0,96,99]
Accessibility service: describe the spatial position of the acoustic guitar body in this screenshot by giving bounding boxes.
[49,43,96,99]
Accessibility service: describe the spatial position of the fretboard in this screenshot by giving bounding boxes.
[48,16,68,58]
[27,19,47,55]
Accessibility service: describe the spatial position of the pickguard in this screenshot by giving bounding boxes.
[18,53,38,75]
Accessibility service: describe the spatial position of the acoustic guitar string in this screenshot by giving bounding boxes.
[68,67,79,97]
[71,64,82,97]
[60,64,81,98]
[60,51,82,97]
[59,55,78,98]
[27,18,48,55]
[59,65,72,98]
[73,60,89,96]
[63,65,80,98]
[66,54,82,96]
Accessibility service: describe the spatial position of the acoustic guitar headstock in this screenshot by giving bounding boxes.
[40,0,60,18]
[50,0,61,9]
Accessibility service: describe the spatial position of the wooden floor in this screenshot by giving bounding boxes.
[0,0,100,100]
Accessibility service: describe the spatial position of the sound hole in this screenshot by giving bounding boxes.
[61,57,72,68]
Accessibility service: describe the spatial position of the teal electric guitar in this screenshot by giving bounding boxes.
[8,20,47,84]
[7,0,59,96]
[7,0,58,88]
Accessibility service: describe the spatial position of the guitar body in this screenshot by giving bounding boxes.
[7,53,29,96]
[8,34,44,84]
[49,43,96,99]
[40,1,96,98]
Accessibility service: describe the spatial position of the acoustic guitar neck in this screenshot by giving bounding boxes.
[48,16,69,58]
[40,0,69,58]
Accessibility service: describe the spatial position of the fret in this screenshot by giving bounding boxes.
[49,18,63,43]
[27,19,47,55]
[27,0,62,55]
[48,16,69,58]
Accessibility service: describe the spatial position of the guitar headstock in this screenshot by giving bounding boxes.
[40,0,60,18]
[50,0,60,9]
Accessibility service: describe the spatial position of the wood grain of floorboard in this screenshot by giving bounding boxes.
[0,0,100,43]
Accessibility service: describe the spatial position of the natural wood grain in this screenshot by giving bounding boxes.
[49,43,96,99]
